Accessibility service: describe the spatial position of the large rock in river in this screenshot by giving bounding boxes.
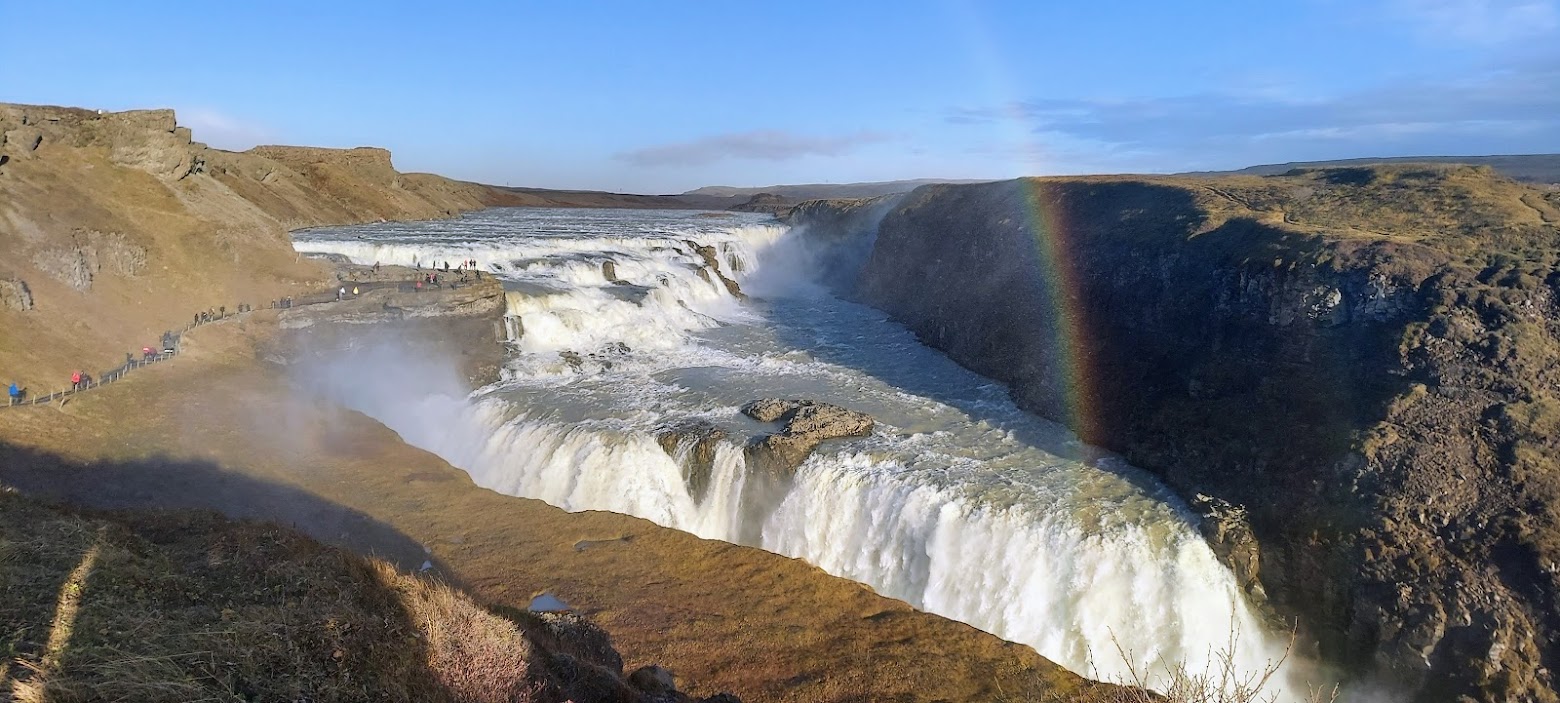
[741,398,874,475]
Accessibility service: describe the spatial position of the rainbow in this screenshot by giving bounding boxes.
[941,2,1103,444]
[1016,182,1101,444]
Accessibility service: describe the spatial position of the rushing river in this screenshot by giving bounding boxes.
[293,207,1302,693]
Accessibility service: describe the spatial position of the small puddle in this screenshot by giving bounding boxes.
[528,592,571,612]
[574,535,633,551]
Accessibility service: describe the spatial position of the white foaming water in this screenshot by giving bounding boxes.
[295,208,1308,695]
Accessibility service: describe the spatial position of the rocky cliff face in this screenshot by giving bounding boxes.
[803,167,1560,702]
[0,102,521,389]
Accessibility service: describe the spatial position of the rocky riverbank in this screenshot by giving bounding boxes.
[790,166,1560,701]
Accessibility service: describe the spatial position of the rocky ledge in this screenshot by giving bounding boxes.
[741,398,875,475]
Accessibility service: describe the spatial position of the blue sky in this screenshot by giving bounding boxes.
[4,1,1558,193]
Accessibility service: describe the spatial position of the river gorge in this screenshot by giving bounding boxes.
[291,207,1308,696]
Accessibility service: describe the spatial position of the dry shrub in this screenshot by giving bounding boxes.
[372,561,552,703]
[1078,627,1340,703]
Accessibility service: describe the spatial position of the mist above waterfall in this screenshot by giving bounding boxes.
[293,207,1318,697]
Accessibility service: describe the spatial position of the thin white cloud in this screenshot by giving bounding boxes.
[1386,0,1559,43]
[616,129,895,167]
[945,60,1560,172]
[176,108,273,151]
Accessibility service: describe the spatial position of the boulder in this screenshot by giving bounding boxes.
[684,239,744,299]
[742,398,795,423]
[741,398,875,440]
[530,611,624,674]
[741,399,874,475]
[3,127,43,156]
[602,259,626,284]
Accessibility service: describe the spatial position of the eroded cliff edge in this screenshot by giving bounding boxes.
[795,167,1560,702]
[0,102,543,389]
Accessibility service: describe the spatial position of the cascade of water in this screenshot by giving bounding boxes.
[295,208,1307,697]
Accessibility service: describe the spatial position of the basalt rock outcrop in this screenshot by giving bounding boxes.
[741,398,874,475]
[802,166,1560,702]
[729,192,797,215]
[684,240,745,299]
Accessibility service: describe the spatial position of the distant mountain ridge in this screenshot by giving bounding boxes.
[1192,154,1560,184]
[684,178,992,200]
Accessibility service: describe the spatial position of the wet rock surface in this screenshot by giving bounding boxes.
[602,259,626,284]
[655,419,729,503]
[1190,493,1265,602]
[740,399,874,475]
[684,239,745,299]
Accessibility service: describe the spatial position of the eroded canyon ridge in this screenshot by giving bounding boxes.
[4,102,1560,702]
[791,170,1560,701]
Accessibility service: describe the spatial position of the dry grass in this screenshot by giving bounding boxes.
[2,468,751,703]
[0,486,546,703]
[1004,626,1341,703]
[374,561,562,703]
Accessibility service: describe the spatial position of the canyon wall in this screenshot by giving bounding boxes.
[799,167,1560,702]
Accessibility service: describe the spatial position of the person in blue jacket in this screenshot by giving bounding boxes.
[8,382,22,405]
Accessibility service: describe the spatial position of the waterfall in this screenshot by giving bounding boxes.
[294,207,1307,697]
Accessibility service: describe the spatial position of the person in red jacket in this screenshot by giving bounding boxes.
[70,370,82,391]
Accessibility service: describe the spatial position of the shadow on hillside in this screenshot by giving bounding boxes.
[0,439,597,702]
[0,440,450,578]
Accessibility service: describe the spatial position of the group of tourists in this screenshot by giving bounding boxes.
[9,298,246,406]
[7,267,491,408]
[195,307,225,324]
[417,258,481,277]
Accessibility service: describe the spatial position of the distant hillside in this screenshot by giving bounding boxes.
[685,178,991,200]
[1193,154,1560,184]
[494,186,746,210]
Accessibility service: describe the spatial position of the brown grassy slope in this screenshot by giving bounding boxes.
[0,311,1115,703]
[0,103,522,393]
[0,486,702,703]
